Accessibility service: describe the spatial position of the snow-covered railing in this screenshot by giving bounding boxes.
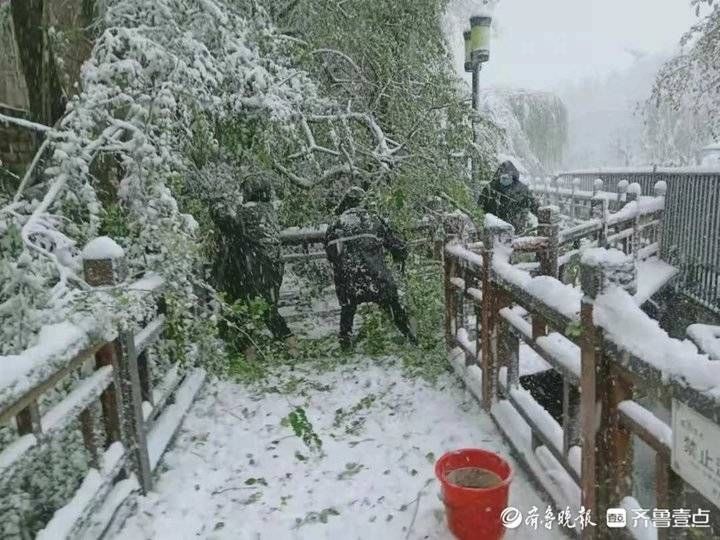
[555,169,720,315]
[531,181,668,288]
[0,237,206,539]
[444,228,720,536]
[279,221,435,263]
[530,176,635,225]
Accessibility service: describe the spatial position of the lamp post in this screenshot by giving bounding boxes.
[465,15,492,182]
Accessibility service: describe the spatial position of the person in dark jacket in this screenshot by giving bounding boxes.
[212,179,297,355]
[478,160,539,233]
[325,187,417,350]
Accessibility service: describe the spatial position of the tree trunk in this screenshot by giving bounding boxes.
[11,0,66,125]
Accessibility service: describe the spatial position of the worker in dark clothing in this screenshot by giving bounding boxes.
[478,160,539,233]
[212,179,297,356]
[325,187,417,350]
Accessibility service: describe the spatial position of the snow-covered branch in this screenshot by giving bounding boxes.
[0,113,52,133]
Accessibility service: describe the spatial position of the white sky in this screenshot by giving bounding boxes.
[445,0,704,91]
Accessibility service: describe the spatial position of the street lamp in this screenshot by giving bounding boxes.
[465,14,492,181]
[463,30,473,73]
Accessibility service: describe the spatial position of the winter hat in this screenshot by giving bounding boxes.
[335,186,366,215]
[495,160,519,182]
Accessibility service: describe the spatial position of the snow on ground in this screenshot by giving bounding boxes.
[111,356,561,540]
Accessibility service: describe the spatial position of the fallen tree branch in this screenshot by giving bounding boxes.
[0,113,52,133]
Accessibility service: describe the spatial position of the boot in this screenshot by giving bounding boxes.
[339,334,353,352]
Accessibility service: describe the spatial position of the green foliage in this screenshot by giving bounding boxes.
[294,507,340,528]
[282,406,323,451]
[565,320,582,341]
[272,0,498,227]
[99,204,130,239]
[354,252,449,381]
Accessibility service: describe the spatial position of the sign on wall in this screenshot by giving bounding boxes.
[672,399,720,509]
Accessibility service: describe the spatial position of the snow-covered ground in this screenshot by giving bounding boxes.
[110,356,562,539]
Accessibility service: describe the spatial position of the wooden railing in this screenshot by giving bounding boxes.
[553,169,720,315]
[0,237,205,539]
[279,221,437,263]
[510,182,667,291]
[444,211,720,538]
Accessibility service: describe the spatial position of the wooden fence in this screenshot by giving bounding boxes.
[551,170,720,314]
[0,237,205,539]
[444,198,720,538]
[513,181,668,300]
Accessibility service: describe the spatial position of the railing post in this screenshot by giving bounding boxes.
[537,206,560,279]
[16,401,42,437]
[83,238,126,450]
[82,236,153,494]
[481,219,514,410]
[579,251,636,538]
[562,380,581,459]
[654,180,667,254]
[571,177,580,224]
[553,175,561,207]
[592,178,603,198]
[615,180,629,213]
[626,183,642,259]
[591,195,609,248]
[544,176,551,206]
[444,236,458,348]
[118,329,153,493]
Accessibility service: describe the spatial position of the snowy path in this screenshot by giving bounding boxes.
[111,357,562,539]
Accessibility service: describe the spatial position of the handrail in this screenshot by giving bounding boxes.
[1,238,206,539]
[443,210,719,537]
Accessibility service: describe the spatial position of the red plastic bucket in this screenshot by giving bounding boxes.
[435,448,513,540]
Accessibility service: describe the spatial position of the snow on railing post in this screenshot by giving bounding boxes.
[591,194,609,249]
[592,177,604,197]
[626,183,642,260]
[537,206,560,279]
[615,179,629,213]
[82,236,153,494]
[579,251,636,536]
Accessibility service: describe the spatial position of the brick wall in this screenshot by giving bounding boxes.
[0,105,38,175]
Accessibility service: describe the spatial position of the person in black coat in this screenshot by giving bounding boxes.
[478,160,539,233]
[212,180,297,355]
[325,187,417,350]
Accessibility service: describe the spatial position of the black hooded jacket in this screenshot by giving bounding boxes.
[477,161,539,233]
[325,206,407,306]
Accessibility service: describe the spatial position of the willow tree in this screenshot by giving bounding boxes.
[643,0,720,164]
